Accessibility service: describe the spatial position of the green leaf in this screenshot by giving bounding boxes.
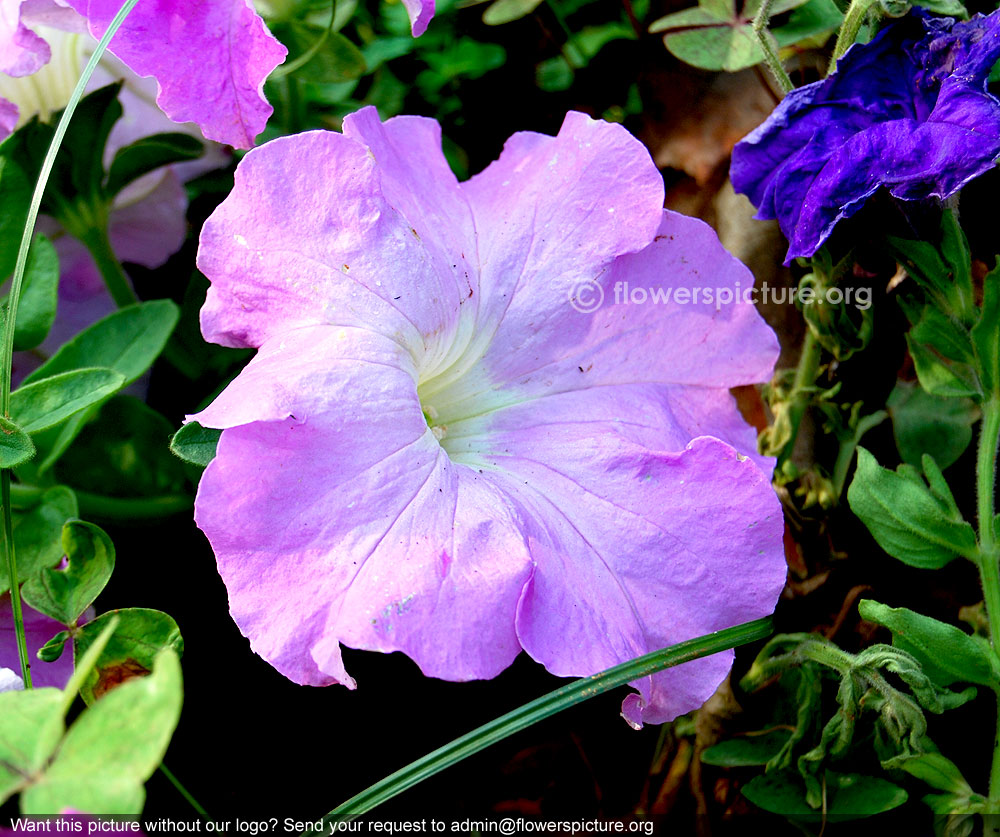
[887,381,977,469]
[38,631,72,663]
[923,792,985,817]
[20,649,183,816]
[0,415,35,468]
[900,298,980,399]
[1,486,78,593]
[57,83,123,205]
[54,396,189,497]
[743,770,907,819]
[24,300,180,388]
[0,606,113,806]
[847,447,978,568]
[420,39,506,84]
[701,729,792,766]
[10,368,126,433]
[913,0,968,16]
[21,520,115,625]
[105,132,204,197]
[972,260,1000,398]
[650,0,807,72]
[0,688,65,806]
[0,155,31,282]
[23,301,179,471]
[536,56,574,92]
[73,608,184,705]
[275,21,367,83]
[170,420,221,467]
[483,0,544,24]
[772,0,842,45]
[898,752,974,795]
[858,600,997,688]
[888,212,975,325]
[3,234,59,351]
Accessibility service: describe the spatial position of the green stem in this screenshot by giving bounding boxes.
[751,0,794,95]
[978,398,1000,651]
[310,617,773,829]
[976,397,1000,820]
[159,763,214,823]
[828,0,879,74]
[1,471,31,688]
[79,223,138,309]
[0,0,142,688]
[8,483,192,521]
[75,489,193,522]
[779,327,823,465]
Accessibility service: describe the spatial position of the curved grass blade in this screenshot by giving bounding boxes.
[0,0,142,689]
[312,616,773,828]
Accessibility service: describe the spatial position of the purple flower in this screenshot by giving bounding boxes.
[731,10,1000,263]
[192,108,786,726]
[1,0,287,148]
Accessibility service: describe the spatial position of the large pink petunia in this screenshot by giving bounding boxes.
[2,0,287,148]
[192,108,787,726]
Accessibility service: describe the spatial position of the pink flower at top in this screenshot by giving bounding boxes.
[192,107,787,726]
[2,0,288,148]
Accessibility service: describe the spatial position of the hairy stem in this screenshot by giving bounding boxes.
[751,0,794,95]
[828,0,879,74]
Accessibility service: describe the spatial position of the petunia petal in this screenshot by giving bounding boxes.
[0,597,75,689]
[198,129,474,361]
[65,0,286,148]
[1,0,50,77]
[401,0,435,36]
[193,325,534,686]
[0,666,22,692]
[427,211,778,474]
[459,112,664,374]
[481,434,785,726]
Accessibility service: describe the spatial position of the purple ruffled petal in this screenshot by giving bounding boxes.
[488,436,783,727]
[65,0,286,148]
[731,9,1000,261]
[198,125,473,353]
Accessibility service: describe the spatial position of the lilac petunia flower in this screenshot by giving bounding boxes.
[1,0,287,148]
[731,9,1000,263]
[192,108,787,726]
